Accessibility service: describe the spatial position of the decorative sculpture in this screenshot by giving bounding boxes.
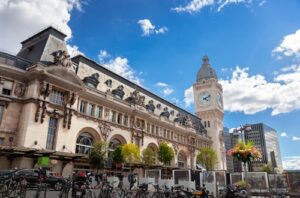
[51,50,72,68]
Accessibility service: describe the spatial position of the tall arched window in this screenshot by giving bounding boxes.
[178,152,186,168]
[76,133,94,155]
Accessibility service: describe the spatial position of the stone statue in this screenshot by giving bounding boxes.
[52,50,72,68]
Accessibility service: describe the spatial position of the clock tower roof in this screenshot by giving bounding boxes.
[196,56,218,82]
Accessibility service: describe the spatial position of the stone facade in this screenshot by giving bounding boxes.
[193,57,226,170]
[0,27,212,177]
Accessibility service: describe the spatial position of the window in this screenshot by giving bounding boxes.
[171,131,174,140]
[117,113,122,125]
[87,103,94,116]
[204,121,206,128]
[151,125,155,134]
[167,130,170,139]
[95,106,103,118]
[76,133,94,155]
[147,123,150,133]
[123,115,128,126]
[0,105,4,124]
[2,80,13,96]
[178,153,186,168]
[110,111,116,123]
[79,101,87,113]
[46,118,57,150]
[156,126,159,136]
[163,129,166,138]
[0,137,4,145]
[49,90,64,105]
[207,121,210,128]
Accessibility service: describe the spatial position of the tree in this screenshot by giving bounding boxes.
[142,147,155,165]
[112,145,124,164]
[121,143,140,164]
[197,147,218,171]
[261,164,276,174]
[88,141,108,173]
[157,142,174,166]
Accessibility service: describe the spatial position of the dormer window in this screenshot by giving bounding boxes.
[112,85,125,99]
[2,80,13,96]
[83,73,99,89]
[49,90,64,105]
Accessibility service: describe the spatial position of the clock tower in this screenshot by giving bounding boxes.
[193,56,226,170]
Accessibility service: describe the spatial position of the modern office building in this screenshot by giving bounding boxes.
[231,123,283,172]
[0,27,226,176]
[224,127,234,172]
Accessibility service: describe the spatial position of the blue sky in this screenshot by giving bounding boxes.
[0,0,300,169]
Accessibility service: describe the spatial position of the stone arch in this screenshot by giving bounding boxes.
[177,150,187,168]
[145,142,159,164]
[75,127,101,155]
[76,127,101,141]
[147,142,158,151]
[108,134,127,145]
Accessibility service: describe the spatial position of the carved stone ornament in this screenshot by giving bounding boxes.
[14,83,25,97]
[185,116,193,128]
[51,50,72,68]
[125,90,145,106]
[40,81,52,99]
[98,122,112,141]
[172,143,179,155]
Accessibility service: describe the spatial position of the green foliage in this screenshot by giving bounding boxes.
[261,164,276,174]
[142,147,155,165]
[88,141,108,171]
[121,143,140,164]
[196,147,218,171]
[157,142,174,166]
[112,146,124,164]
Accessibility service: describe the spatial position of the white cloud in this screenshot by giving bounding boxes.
[184,86,194,107]
[273,29,300,58]
[172,0,214,13]
[66,44,84,57]
[172,0,265,13]
[292,136,300,141]
[156,82,174,96]
[280,132,288,137]
[259,0,267,6]
[98,50,143,85]
[217,0,246,12]
[220,65,300,115]
[0,0,83,53]
[98,50,111,62]
[283,156,300,170]
[137,19,168,36]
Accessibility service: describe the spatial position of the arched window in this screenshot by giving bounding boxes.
[76,133,94,155]
[178,152,186,168]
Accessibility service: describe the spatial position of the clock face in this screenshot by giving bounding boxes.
[217,93,223,107]
[199,92,211,106]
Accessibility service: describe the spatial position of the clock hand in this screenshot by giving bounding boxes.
[203,95,211,101]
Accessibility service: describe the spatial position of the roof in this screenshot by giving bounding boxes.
[20,26,67,45]
[72,55,205,132]
[196,56,218,82]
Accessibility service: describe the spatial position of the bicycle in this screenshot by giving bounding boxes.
[59,178,72,198]
[0,174,27,198]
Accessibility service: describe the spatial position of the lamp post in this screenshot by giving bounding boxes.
[232,124,252,185]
